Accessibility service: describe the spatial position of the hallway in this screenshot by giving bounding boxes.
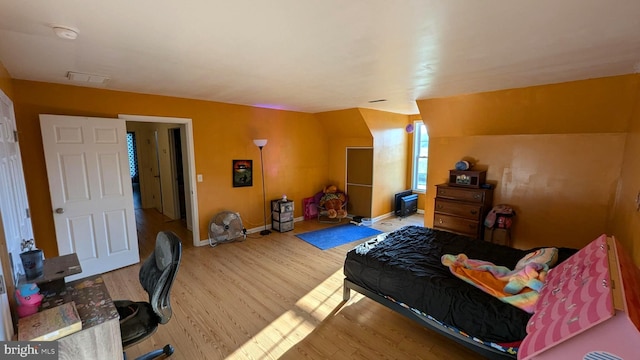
[134,208,193,259]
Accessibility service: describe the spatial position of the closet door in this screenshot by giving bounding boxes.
[346,148,373,218]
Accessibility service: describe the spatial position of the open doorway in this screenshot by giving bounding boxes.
[122,114,199,249]
[126,123,187,220]
[169,127,187,221]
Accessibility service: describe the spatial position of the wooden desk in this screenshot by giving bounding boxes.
[39,275,123,360]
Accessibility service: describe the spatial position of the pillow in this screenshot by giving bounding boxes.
[515,248,558,270]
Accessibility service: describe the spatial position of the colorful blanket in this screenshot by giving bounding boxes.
[441,253,549,313]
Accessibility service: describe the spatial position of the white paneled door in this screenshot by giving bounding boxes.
[0,90,32,341]
[40,115,139,281]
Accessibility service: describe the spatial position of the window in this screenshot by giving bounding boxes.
[412,121,429,191]
[126,132,139,183]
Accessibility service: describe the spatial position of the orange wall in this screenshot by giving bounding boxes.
[12,80,329,257]
[427,134,625,250]
[417,75,639,252]
[360,108,410,217]
[315,108,410,218]
[422,75,635,137]
[316,109,372,191]
[0,61,13,99]
[610,92,640,266]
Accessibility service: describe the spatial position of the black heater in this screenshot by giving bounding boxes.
[394,190,418,217]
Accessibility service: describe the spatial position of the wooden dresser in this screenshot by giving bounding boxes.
[519,235,640,359]
[433,183,493,240]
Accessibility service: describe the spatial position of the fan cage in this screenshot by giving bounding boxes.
[208,211,246,247]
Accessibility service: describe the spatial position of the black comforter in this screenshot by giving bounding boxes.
[344,226,575,343]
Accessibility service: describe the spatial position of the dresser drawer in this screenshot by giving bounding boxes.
[434,199,483,220]
[433,213,478,237]
[435,186,486,203]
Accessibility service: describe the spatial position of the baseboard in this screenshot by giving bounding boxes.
[197,216,305,246]
[347,211,423,225]
[371,212,394,223]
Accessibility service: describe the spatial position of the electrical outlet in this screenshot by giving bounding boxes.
[197,174,203,182]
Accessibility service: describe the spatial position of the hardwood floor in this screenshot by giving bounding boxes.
[132,208,195,258]
[102,210,485,359]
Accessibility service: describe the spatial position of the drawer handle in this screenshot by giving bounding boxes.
[438,219,444,224]
[437,204,443,209]
[470,210,478,215]
[468,224,475,229]
[438,190,445,195]
[473,194,481,199]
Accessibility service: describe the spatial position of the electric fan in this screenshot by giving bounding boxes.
[208,211,247,247]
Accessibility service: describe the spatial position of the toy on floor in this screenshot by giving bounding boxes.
[318,185,347,219]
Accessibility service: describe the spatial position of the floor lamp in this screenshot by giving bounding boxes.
[254,139,271,235]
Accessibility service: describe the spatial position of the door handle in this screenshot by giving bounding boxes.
[55,208,64,214]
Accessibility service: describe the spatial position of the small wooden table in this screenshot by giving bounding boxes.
[38,275,123,360]
[19,253,82,294]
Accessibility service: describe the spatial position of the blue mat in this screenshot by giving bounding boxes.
[296,224,382,250]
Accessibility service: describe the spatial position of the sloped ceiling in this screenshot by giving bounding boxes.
[1,0,639,114]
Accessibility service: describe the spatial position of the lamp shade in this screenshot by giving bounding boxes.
[253,139,268,147]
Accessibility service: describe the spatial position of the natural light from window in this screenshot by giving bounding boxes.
[412,121,429,192]
[226,268,365,359]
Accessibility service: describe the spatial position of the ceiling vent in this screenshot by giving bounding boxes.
[66,71,110,85]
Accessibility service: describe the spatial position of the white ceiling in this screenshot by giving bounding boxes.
[1,0,640,115]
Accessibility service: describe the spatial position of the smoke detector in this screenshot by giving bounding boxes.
[52,26,79,40]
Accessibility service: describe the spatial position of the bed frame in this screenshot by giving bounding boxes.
[343,278,516,360]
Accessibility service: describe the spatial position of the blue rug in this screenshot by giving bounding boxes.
[296,224,382,250]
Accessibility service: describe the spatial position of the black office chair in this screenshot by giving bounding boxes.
[115,231,182,360]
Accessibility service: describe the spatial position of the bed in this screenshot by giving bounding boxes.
[342,225,576,359]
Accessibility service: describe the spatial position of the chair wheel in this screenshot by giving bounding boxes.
[163,344,174,356]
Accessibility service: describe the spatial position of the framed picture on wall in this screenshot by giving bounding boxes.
[232,160,253,187]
